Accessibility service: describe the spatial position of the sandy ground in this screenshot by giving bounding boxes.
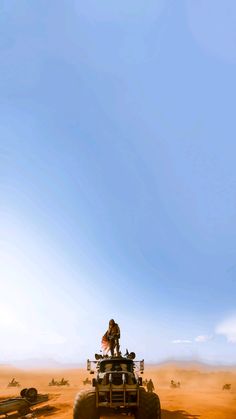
[0,363,236,418]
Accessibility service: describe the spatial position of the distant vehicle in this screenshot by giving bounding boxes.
[170,380,181,388]
[7,378,20,388]
[83,378,92,385]
[0,388,48,416]
[57,378,70,386]
[48,378,57,386]
[48,378,69,387]
[222,383,231,390]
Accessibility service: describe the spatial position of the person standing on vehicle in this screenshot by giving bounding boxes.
[102,319,120,356]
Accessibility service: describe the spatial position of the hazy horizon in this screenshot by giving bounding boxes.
[1,357,236,371]
[2,349,236,370]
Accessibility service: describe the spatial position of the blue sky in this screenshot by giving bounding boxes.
[1,0,236,365]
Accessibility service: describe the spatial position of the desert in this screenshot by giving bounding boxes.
[0,363,235,419]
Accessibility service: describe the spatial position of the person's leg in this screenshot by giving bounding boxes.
[115,339,120,356]
[110,341,114,356]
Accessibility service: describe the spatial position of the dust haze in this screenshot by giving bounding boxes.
[0,362,235,418]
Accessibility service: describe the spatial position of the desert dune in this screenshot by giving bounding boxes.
[0,363,235,418]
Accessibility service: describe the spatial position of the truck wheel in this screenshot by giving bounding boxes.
[20,388,28,398]
[73,390,99,419]
[135,389,161,419]
[25,387,38,401]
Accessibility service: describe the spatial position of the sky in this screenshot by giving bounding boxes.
[1,0,236,366]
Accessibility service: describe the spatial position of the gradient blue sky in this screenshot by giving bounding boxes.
[1,0,236,365]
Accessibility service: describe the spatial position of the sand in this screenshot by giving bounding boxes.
[0,363,236,418]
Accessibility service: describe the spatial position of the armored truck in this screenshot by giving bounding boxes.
[73,352,161,418]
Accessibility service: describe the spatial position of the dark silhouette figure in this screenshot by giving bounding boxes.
[147,378,155,392]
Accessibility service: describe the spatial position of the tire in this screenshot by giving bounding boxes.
[73,390,99,419]
[135,389,161,419]
[25,387,38,401]
[20,388,28,398]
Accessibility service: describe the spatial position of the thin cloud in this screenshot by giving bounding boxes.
[216,316,236,343]
[172,339,192,344]
[195,335,212,343]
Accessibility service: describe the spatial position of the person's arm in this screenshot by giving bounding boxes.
[116,325,120,338]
